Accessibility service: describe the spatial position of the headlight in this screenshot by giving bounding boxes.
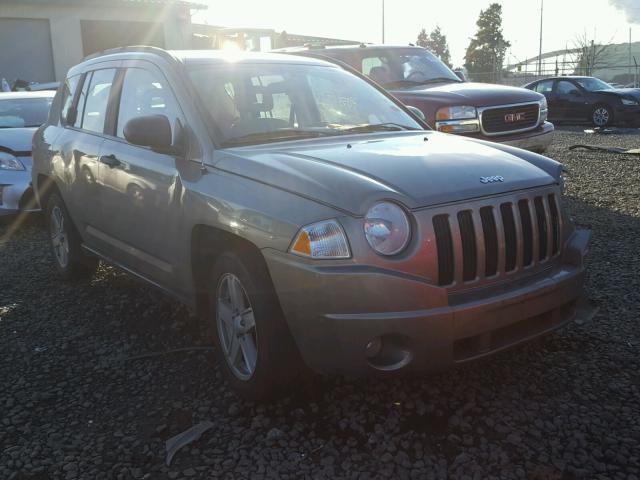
[539,97,549,123]
[622,97,639,106]
[435,106,479,133]
[436,106,477,121]
[290,219,350,259]
[0,152,26,171]
[364,202,411,256]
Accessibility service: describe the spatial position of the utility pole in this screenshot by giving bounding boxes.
[382,0,385,44]
[629,28,632,85]
[537,0,544,76]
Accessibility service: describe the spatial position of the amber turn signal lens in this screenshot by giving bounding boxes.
[291,230,312,256]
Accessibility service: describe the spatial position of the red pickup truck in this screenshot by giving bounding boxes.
[283,45,554,153]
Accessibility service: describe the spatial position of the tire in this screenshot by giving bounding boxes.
[46,192,98,280]
[208,250,301,401]
[592,104,613,127]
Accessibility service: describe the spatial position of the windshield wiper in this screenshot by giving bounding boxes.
[420,77,461,84]
[221,129,337,147]
[335,123,419,134]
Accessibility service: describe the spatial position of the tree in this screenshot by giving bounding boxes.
[571,32,609,76]
[464,3,511,83]
[416,26,452,67]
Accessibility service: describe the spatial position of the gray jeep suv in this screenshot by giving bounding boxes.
[32,47,590,400]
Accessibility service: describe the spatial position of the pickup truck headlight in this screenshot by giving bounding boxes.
[621,97,639,106]
[0,152,26,171]
[435,106,479,133]
[290,219,351,259]
[539,97,548,123]
[364,202,411,256]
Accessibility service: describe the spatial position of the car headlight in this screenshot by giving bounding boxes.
[0,152,26,171]
[539,97,548,123]
[435,106,479,133]
[622,97,639,106]
[290,219,351,259]
[364,202,411,256]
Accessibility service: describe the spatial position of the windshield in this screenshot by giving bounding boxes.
[187,63,423,146]
[346,48,461,88]
[0,97,53,128]
[575,77,614,92]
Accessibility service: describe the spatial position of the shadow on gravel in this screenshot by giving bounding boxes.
[0,188,639,478]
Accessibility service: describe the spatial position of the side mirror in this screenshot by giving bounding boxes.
[406,105,426,122]
[454,70,467,82]
[570,89,581,96]
[124,115,178,154]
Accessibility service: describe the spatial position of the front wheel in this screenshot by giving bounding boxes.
[46,193,97,280]
[209,251,302,401]
[592,105,613,127]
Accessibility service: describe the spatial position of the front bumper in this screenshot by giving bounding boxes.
[0,169,38,217]
[614,105,640,126]
[264,228,590,376]
[461,121,555,153]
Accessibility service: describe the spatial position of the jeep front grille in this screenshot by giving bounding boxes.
[480,102,540,135]
[433,192,561,287]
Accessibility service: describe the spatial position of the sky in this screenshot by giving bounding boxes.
[193,0,638,67]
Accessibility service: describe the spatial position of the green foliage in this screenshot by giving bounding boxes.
[417,26,452,68]
[464,3,511,82]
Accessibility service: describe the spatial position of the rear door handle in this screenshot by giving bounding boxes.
[99,154,122,168]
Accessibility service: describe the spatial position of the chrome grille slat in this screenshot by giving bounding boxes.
[432,188,562,288]
[479,102,541,136]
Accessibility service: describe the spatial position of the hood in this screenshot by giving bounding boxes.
[0,127,37,154]
[390,82,543,107]
[597,87,640,100]
[216,132,558,215]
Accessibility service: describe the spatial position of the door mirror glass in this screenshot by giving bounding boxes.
[123,114,173,151]
[454,70,467,82]
[406,105,426,122]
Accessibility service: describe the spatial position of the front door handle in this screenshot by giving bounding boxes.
[99,154,122,168]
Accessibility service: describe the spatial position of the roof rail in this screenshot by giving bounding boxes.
[82,45,179,64]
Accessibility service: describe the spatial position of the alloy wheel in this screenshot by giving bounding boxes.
[593,107,610,126]
[50,206,70,268]
[216,273,258,381]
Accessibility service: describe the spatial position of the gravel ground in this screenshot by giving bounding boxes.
[1,127,639,480]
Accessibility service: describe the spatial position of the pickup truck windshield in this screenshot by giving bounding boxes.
[187,63,423,146]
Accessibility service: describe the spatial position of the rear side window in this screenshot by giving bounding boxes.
[534,80,554,93]
[59,75,80,125]
[116,67,182,141]
[78,68,116,133]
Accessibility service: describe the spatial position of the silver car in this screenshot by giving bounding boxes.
[32,48,590,400]
[0,91,54,217]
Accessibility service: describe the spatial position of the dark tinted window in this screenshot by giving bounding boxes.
[557,80,578,95]
[79,68,116,133]
[60,75,80,124]
[116,68,182,141]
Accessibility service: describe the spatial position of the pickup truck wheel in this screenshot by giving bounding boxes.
[46,193,97,279]
[209,251,300,401]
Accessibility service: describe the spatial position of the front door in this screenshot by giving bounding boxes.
[554,80,587,120]
[97,63,187,287]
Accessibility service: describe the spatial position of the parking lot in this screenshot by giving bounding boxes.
[1,127,639,480]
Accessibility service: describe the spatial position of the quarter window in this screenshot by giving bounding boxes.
[59,75,80,125]
[116,68,182,142]
[79,69,116,133]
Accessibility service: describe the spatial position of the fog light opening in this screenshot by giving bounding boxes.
[365,334,413,372]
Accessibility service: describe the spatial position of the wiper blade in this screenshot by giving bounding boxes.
[383,80,424,88]
[420,77,460,84]
[336,123,419,133]
[221,129,337,146]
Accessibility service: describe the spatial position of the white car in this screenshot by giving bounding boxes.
[0,91,54,217]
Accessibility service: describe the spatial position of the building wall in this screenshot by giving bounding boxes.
[0,2,193,81]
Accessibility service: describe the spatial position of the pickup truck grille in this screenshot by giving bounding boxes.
[433,192,561,287]
[480,103,540,134]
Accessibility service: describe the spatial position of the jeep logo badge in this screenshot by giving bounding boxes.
[504,112,526,123]
[480,176,504,184]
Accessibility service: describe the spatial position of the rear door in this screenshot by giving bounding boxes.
[55,65,118,238]
[96,61,187,286]
[531,79,556,118]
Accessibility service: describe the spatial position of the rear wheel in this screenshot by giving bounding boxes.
[208,251,301,401]
[592,105,613,127]
[46,193,97,279]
